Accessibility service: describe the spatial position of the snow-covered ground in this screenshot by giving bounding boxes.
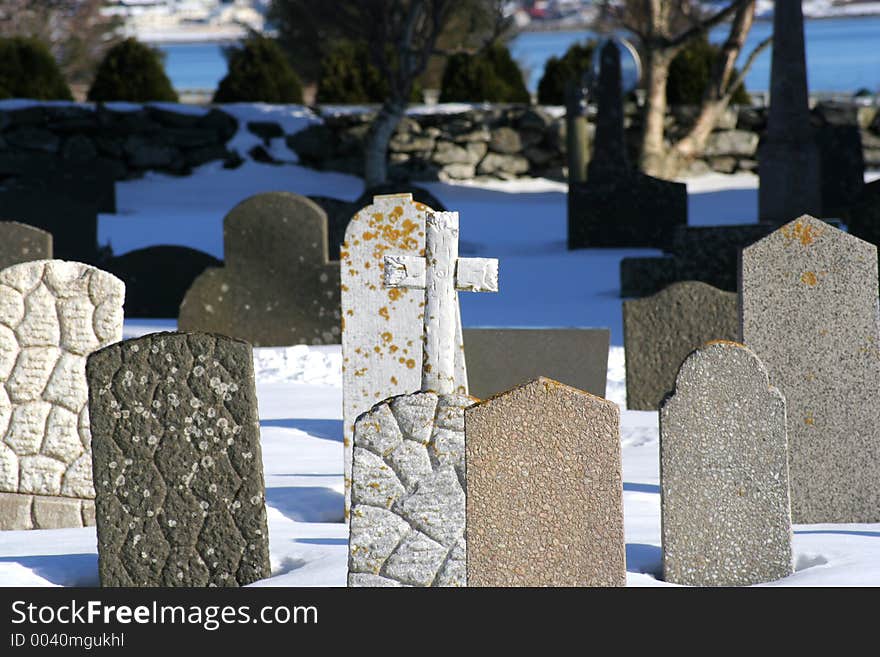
[1,105,879,587]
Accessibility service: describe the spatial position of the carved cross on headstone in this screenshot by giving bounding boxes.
[383,211,498,394]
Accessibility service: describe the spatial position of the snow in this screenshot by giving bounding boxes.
[2,104,880,587]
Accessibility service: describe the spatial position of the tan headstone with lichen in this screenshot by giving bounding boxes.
[465,377,626,587]
[341,194,468,518]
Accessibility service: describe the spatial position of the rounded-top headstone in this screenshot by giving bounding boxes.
[178,192,341,347]
[660,340,793,586]
[0,221,52,270]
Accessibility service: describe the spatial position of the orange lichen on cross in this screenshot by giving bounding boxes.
[378,306,390,320]
[801,271,818,286]
[388,288,402,301]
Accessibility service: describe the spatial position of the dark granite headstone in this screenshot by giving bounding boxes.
[0,188,99,263]
[846,179,880,248]
[568,41,686,249]
[758,0,821,223]
[462,328,609,399]
[0,221,52,269]
[104,246,222,318]
[0,152,117,214]
[623,281,739,410]
[178,192,340,346]
[88,332,271,587]
[814,102,865,216]
[619,224,776,297]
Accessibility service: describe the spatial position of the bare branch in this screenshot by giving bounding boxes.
[667,0,752,50]
[726,34,772,96]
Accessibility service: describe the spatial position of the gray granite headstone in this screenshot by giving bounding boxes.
[178,192,341,347]
[0,222,52,270]
[660,341,793,586]
[741,215,880,522]
[568,42,686,248]
[87,332,271,587]
[462,328,609,399]
[758,0,821,224]
[623,281,739,410]
[0,260,124,531]
[348,392,470,587]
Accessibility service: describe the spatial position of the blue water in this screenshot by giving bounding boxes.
[158,16,880,95]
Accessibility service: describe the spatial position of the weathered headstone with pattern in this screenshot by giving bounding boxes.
[87,332,271,587]
[179,192,340,347]
[741,215,880,523]
[623,281,739,410]
[660,341,793,586]
[0,260,124,530]
[0,222,52,271]
[466,377,625,587]
[348,210,498,587]
[341,193,468,519]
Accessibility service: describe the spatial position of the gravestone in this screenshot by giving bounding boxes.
[845,178,880,248]
[741,215,880,522]
[105,246,221,318]
[623,281,739,410]
[87,332,271,587]
[758,0,821,223]
[348,210,498,587]
[0,222,52,270]
[620,224,776,298]
[341,193,467,519]
[0,188,99,263]
[568,41,686,249]
[813,102,865,216]
[466,377,625,587]
[660,341,793,586]
[462,328,609,399]
[0,152,117,214]
[178,192,340,347]
[0,260,124,530]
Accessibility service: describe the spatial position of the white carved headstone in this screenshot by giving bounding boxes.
[348,210,498,587]
[340,193,468,518]
[0,260,125,530]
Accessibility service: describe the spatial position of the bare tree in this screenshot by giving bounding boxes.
[0,0,121,87]
[598,0,771,177]
[272,0,509,188]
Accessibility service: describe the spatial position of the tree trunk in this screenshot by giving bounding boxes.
[364,99,406,189]
[639,48,674,178]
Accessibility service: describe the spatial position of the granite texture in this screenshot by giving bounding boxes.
[87,332,270,587]
[465,378,625,587]
[0,260,124,530]
[623,281,739,410]
[178,192,340,347]
[462,328,609,399]
[741,215,880,522]
[341,193,467,519]
[0,222,52,271]
[660,341,793,586]
[348,392,470,587]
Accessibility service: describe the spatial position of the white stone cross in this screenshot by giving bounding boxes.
[384,211,498,394]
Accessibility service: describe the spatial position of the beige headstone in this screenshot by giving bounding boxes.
[465,377,626,587]
[341,194,467,518]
